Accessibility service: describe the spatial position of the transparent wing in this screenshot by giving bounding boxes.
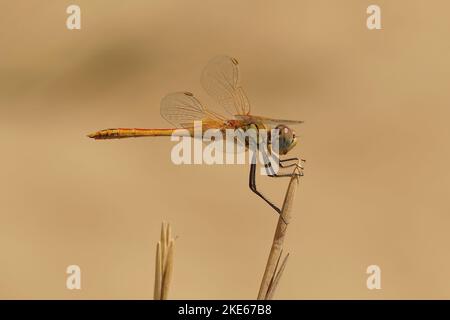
[160,91,227,129]
[235,114,303,126]
[201,55,251,116]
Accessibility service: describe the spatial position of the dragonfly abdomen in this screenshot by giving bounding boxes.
[87,128,176,140]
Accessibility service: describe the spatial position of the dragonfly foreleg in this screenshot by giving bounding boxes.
[265,157,305,178]
[279,157,306,170]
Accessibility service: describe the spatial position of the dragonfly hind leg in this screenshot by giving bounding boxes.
[249,162,282,215]
[248,154,304,223]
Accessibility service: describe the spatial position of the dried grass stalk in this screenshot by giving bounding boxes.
[257,173,299,300]
[266,253,290,300]
[153,222,175,300]
[161,239,174,299]
[153,242,162,300]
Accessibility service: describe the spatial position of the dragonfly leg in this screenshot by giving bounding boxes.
[249,162,282,215]
[249,160,289,225]
[266,158,305,178]
[279,157,306,170]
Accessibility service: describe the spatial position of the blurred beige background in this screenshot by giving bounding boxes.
[1,0,449,299]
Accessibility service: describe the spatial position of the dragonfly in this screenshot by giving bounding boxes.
[88,55,304,217]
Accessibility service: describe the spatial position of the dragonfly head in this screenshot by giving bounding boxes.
[275,125,298,155]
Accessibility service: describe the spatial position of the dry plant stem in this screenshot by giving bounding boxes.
[266,253,289,300]
[154,222,175,300]
[257,173,299,300]
[154,242,162,300]
[161,239,174,299]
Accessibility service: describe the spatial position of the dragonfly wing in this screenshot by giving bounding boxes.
[160,92,226,129]
[201,55,251,116]
[235,114,304,126]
